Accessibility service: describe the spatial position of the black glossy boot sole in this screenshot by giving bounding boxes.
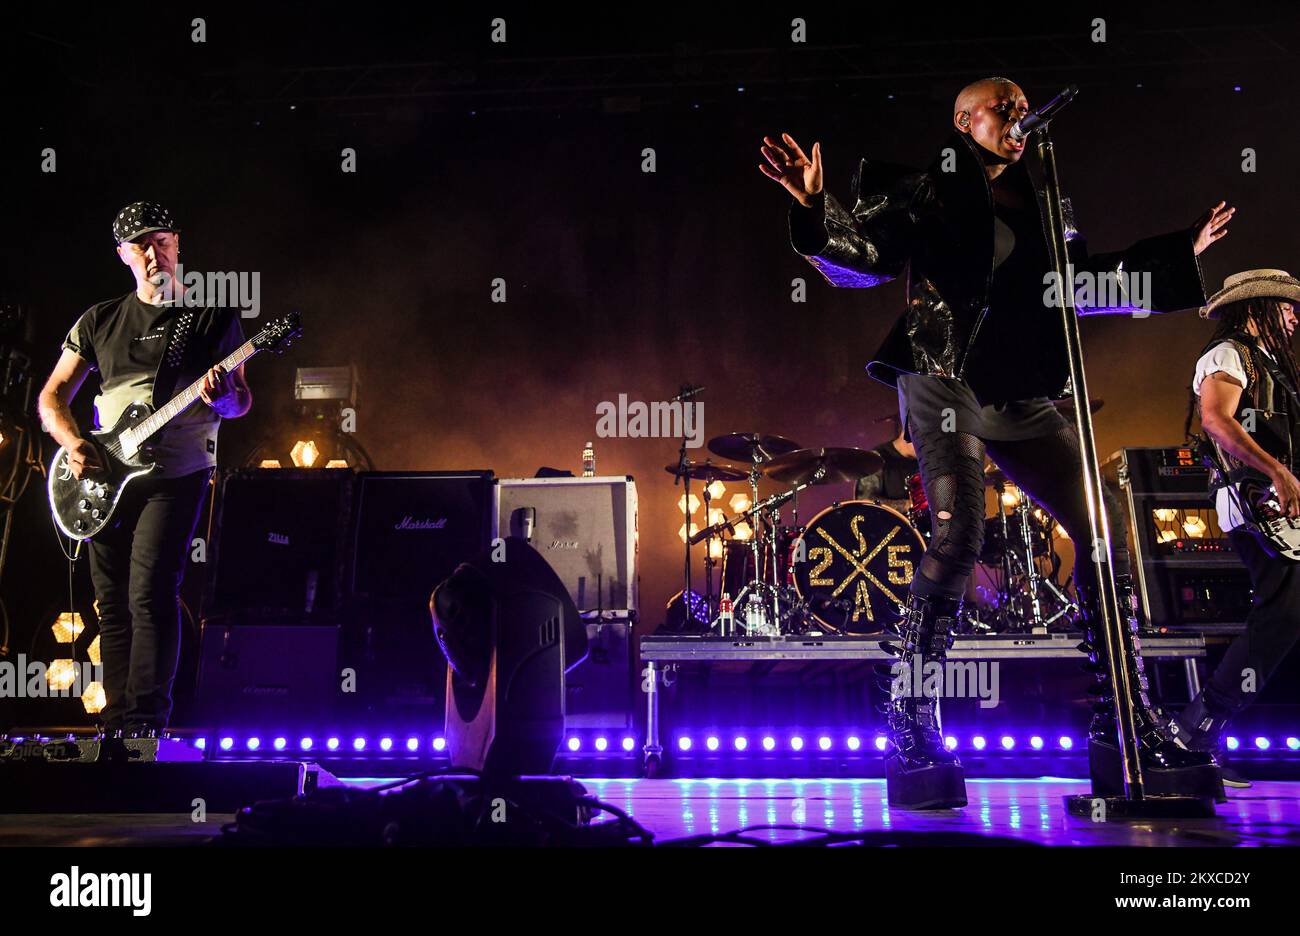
[886,755,968,810]
[1088,739,1226,803]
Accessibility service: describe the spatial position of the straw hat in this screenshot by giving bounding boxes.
[1201,269,1300,319]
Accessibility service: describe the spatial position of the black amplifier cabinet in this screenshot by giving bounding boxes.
[564,617,636,731]
[350,471,496,603]
[206,468,355,621]
[1105,447,1250,635]
[195,623,340,725]
[347,471,495,718]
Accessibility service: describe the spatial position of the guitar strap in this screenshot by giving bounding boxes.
[151,304,201,410]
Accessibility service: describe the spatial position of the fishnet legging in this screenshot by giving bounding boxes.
[909,418,1129,600]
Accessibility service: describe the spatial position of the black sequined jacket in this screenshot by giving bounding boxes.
[789,131,1207,403]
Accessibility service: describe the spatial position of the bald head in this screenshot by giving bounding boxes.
[955,77,1021,118]
[953,77,1029,168]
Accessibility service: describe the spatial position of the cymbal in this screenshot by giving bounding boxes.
[1051,397,1104,416]
[761,447,885,486]
[663,461,748,483]
[706,432,801,463]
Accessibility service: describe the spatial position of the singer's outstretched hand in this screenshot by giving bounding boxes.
[759,133,823,207]
[1192,200,1235,256]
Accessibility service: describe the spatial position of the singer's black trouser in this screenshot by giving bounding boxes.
[897,375,1129,602]
[88,468,210,731]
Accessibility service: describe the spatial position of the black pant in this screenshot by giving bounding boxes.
[908,416,1130,601]
[88,469,210,730]
[1202,530,1300,716]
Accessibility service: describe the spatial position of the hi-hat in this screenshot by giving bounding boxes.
[664,461,748,482]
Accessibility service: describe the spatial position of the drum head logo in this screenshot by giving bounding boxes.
[796,504,920,629]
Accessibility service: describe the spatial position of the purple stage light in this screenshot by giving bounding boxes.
[326,737,340,751]
[595,737,609,752]
[1059,736,1074,750]
[353,737,367,751]
[300,737,314,751]
[622,737,636,752]
[567,737,581,752]
[273,737,287,751]
[195,738,207,751]
[846,736,861,751]
[246,737,261,751]
[1000,736,1015,750]
[734,736,748,751]
[1226,736,1240,751]
[432,737,447,752]
[406,737,420,752]
[379,737,393,752]
[818,736,832,752]
[972,735,987,750]
[679,737,693,751]
[790,736,805,752]
[1255,737,1271,751]
[705,736,720,752]
[1029,736,1044,750]
[1288,737,1300,751]
[875,736,889,752]
[762,736,776,751]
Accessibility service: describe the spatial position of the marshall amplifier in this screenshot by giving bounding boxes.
[207,468,354,620]
[347,471,494,719]
[496,476,639,616]
[350,471,496,602]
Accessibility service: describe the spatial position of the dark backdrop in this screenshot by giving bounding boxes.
[3,4,1299,725]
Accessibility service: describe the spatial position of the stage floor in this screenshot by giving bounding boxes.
[3,778,1299,846]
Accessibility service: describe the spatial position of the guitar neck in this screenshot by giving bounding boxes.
[127,341,258,445]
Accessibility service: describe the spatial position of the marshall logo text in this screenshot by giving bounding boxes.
[394,516,448,531]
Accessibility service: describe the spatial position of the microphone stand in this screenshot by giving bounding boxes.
[1036,127,1213,818]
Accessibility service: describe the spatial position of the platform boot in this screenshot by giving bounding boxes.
[880,592,967,809]
[1078,576,1224,801]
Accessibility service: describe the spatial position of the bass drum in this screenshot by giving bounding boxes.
[791,500,926,634]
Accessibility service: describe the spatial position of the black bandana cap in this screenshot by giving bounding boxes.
[112,201,179,244]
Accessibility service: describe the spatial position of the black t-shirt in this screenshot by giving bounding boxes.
[962,174,1062,405]
[62,292,245,478]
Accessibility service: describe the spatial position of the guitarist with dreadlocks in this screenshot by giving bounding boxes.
[1182,270,1300,787]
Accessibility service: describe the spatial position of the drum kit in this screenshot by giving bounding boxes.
[665,427,1086,639]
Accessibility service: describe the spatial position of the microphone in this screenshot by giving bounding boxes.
[671,384,706,403]
[1009,85,1079,142]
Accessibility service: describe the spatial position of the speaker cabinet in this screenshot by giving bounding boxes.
[496,476,638,616]
[207,468,354,620]
[195,624,340,725]
[350,471,496,603]
[347,471,495,718]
